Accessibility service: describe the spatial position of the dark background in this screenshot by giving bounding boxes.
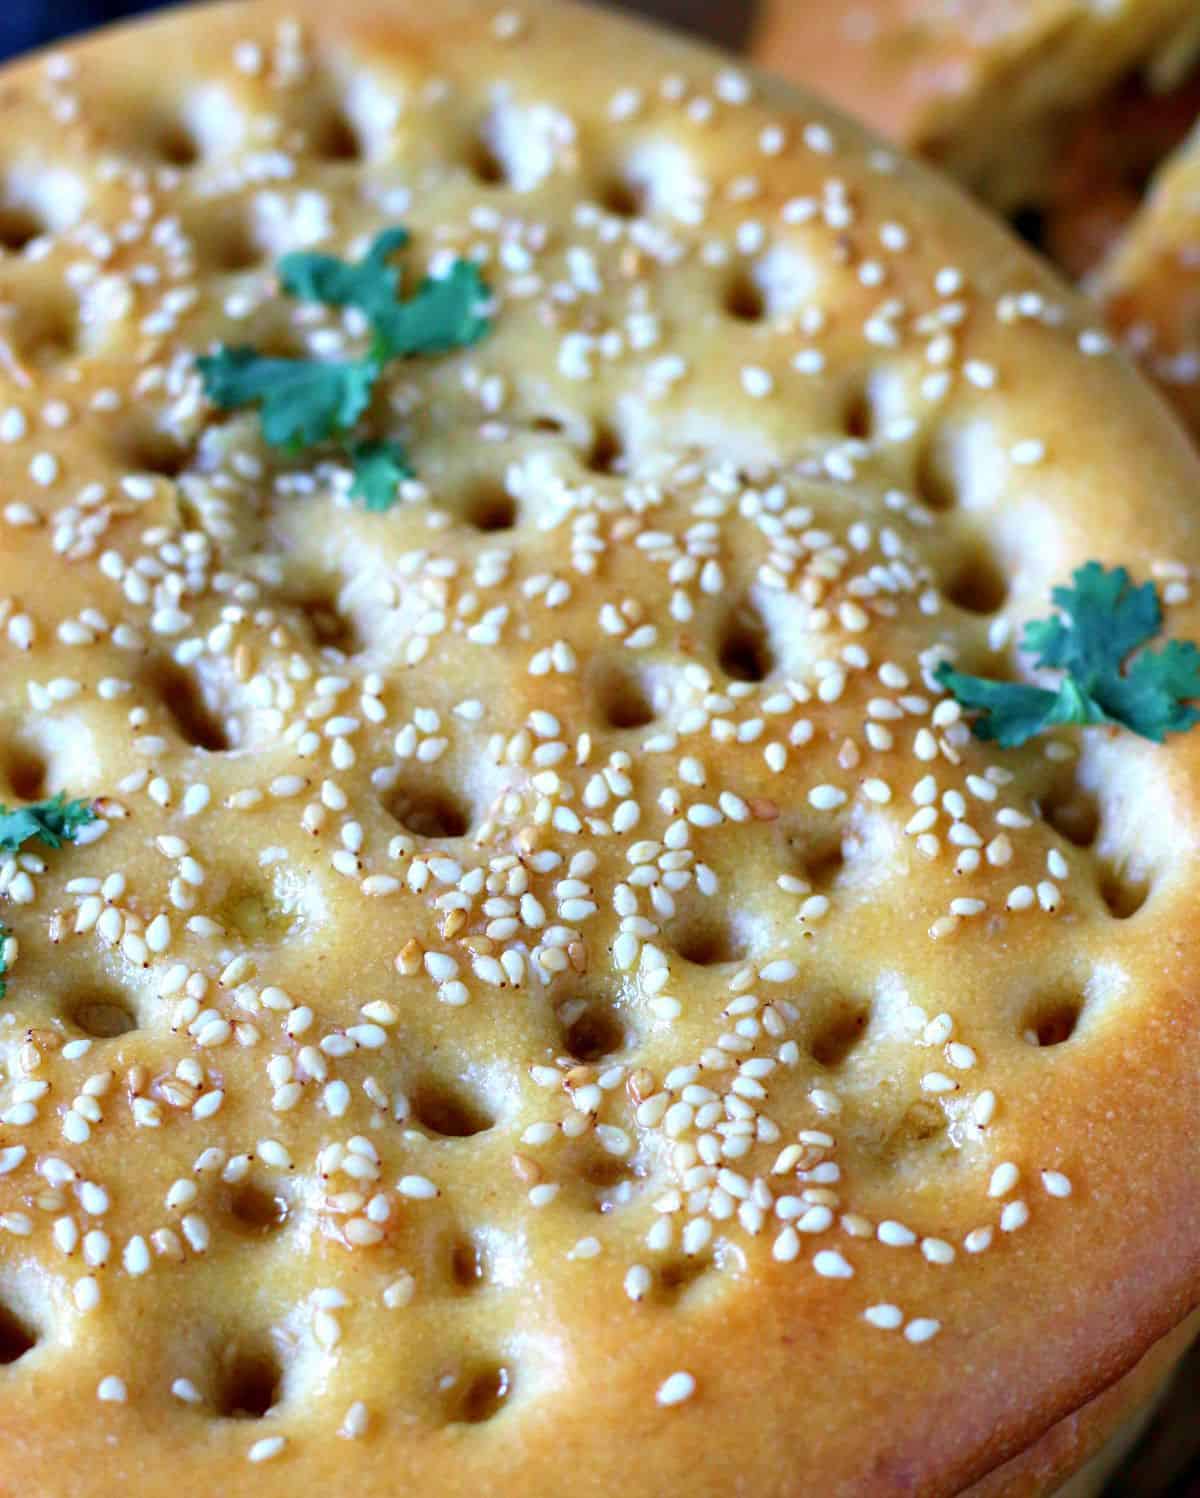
[0,0,754,60]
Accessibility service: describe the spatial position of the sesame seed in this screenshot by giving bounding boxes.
[1000,1200,1029,1232]
[247,1436,286,1464]
[1041,1170,1073,1199]
[656,1371,696,1406]
[988,1162,1020,1198]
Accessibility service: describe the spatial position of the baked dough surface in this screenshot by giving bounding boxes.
[0,2,1196,1494]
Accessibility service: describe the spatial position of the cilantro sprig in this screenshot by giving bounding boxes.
[0,793,96,853]
[197,228,491,509]
[936,563,1200,748]
[0,796,94,1003]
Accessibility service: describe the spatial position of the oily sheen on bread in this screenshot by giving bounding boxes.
[0,2,1197,1496]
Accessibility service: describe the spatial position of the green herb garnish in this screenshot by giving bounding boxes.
[0,793,96,853]
[0,924,10,999]
[367,258,492,361]
[0,792,96,853]
[194,348,377,451]
[197,228,491,508]
[277,227,412,328]
[350,440,414,512]
[936,563,1200,748]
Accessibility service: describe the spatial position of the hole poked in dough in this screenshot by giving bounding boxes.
[559,1135,637,1211]
[597,139,705,223]
[657,1254,711,1302]
[276,576,365,657]
[0,737,49,801]
[154,117,202,168]
[880,1100,952,1165]
[717,597,775,683]
[0,719,95,803]
[118,420,193,480]
[227,1182,289,1236]
[1097,858,1152,919]
[0,204,43,254]
[943,545,1009,614]
[214,878,304,944]
[70,992,138,1039]
[0,287,80,369]
[446,1362,512,1424]
[725,245,815,323]
[724,270,765,324]
[915,427,961,513]
[1039,777,1101,848]
[560,993,627,1063]
[308,106,362,163]
[809,999,871,1068]
[598,174,641,218]
[215,1336,284,1419]
[462,480,518,532]
[590,660,657,730]
[469,96,576,193]
[182,202,267,274]
[467,135,508,186]
[411,1077,495,1139]
[0,165,86,251]
[0,1297,37,1366]
[777,816,855,894]
[586,423,626,476]
[149,659,231,753]
[664,905,748,967]
[843,382,875,441]
[384,780,474,841]
[1022,991,1083,1047]
[449,1235,488,1292]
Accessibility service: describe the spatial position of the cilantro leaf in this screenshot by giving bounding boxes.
[196,347,377,450]
[370,260,492,360]
[936,563,1200,747]
[350,440,413,512]
[277,228,411,318]
[0,793,96,853]
[197,227,492,478]
[0,923,9,999]
[1097,639,1200,740]
[1023,564,1162,678]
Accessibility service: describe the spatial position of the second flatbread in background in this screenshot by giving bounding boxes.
[751,1,1200,442]
[1092,121,1200,446]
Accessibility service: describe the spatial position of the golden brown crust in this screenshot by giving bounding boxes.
[0,2,1196,1495]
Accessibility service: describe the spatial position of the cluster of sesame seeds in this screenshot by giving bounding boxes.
[0,0,1189,1481]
